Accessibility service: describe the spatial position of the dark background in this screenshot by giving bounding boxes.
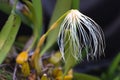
[0,0,120,75]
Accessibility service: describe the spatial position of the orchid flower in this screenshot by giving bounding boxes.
[58,10,105,61]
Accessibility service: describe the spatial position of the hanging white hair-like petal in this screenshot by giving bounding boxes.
[57,9,105,61]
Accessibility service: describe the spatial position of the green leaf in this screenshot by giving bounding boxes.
[0,2,11,14]
[0,0,19,64]
[26,0,43,51]
[41,0,72,55]
[108,53,120,78]
[0,14,21,64]
[73,72,101,80]
[0,12,14,49]
[113,75,120,80]
[32,0,42,35]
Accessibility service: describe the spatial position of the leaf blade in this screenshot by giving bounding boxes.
[0,13,14,49]
[0,14,21,64]
[108,53,120,78]
[73,72,101,80]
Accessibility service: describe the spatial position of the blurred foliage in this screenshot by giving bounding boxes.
[0,69,12,80]
[73,72,101,80]
[101,53,120,80]
[0,3,11,14]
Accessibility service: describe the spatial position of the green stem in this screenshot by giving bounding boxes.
[40,10,70,56]
[72,0,80,9]
[40,0,72,55]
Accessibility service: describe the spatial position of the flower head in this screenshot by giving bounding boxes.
[57,9,105,61]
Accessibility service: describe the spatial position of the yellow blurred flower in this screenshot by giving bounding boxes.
[53,68,73,80]
[41,74,49,80]
[16,51,28,64]
[21,61,30,77]
[16,51,30,77]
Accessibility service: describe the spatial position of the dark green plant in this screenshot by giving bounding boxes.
[101,53,120,80]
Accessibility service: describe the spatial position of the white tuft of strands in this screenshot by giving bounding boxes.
[57,9,105,61]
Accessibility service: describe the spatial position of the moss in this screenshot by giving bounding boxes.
[0,69,12,80]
